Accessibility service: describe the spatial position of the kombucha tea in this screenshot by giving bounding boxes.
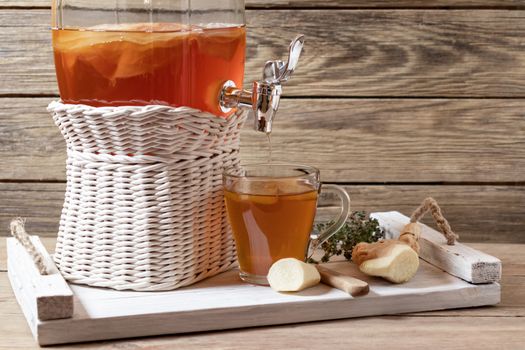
[52,23,246,116]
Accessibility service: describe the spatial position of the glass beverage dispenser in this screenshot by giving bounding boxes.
[52,0,246,116]
[52,0,303,131]
[49,0,304,291]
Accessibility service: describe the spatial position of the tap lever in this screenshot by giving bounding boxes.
[263,34,304,84]
[278,34,305,82]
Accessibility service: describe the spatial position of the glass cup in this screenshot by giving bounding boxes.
[223,163,350,285]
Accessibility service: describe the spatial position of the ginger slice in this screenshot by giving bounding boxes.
[267,258,320,292]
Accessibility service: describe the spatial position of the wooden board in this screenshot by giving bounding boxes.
[2,240,523,350]
[3,10,525,97]
[5,1,525,9]
[12,258,500,346]
[3,240,518,318]
[3,241,523,311]
[2,98,525,183]
[1,182,524,243]
[1,4,524,250]
[5,212,502,345]
[247,0,525,8]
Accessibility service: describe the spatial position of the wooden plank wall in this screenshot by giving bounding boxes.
[0,1,524,242]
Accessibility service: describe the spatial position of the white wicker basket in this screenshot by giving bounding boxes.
[48,101,247,291]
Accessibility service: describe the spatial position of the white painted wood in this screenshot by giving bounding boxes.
[371,211,502,283]
[7,264,39,340]
[28,260,499,346]
[6,237,73,321]
[7,213,502,346]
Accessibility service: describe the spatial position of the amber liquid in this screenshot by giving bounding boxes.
[52,23,246,116]
[266,133,272,163]
[224,180,318,276]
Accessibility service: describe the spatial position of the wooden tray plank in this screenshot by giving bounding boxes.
[3,10,525,97]
[3,98,525,183]
[5,1,525,9]
[33,260,499,346]
[2,181,524,244]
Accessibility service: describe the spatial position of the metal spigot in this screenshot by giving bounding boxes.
[219,35,305,133]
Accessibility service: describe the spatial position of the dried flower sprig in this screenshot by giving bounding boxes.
[308,211,385,264]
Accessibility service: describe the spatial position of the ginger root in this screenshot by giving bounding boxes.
[351,198,457,284]
[267,258,321,292]
[352,223,421,283]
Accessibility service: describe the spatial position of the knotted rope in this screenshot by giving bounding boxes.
[410,197,459,245]
[10,218,49,275]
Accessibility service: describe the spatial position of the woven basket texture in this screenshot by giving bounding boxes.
[48,101,246,291]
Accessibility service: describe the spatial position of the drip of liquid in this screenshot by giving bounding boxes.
[266,133,272,164]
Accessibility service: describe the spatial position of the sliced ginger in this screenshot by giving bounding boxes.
[267,258,320,292]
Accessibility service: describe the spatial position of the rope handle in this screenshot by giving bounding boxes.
[10,218,49,275]
[409,197,459,245]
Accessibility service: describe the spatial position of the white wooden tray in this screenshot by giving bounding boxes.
[7,212,501,346]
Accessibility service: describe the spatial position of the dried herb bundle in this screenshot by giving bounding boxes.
[309,211,385,263]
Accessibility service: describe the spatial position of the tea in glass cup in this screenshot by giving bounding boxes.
[223,164,350,285]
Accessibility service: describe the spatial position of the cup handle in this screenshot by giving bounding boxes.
[308,184,351,258]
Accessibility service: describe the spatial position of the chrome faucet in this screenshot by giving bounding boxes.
[219,35,305,133]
